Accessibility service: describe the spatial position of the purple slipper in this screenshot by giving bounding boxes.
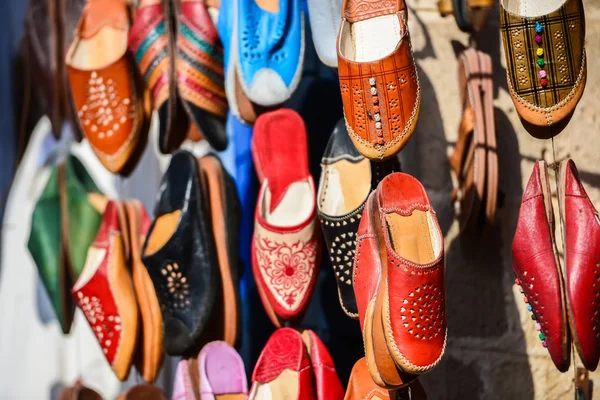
[199,341,248,400]
[172,359,198,400]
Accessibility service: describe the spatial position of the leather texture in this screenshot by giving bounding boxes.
[28,153,105,334]
[176,0,228,151]
[249,328,315,400]
[450,48,498,233]
[318,119,400,318]
[252,110,321,327]
[198,341,248,400]
[72,201,138,381]
[125,201,164,383]
[377,173,446,374]
[237,0,304,106]
[142,150,219,356]
[198,155,242,346]
[512,161,570,372]
[130,0,188,154]
[500,0,586,135]
[66,0,148,175]
[307,0,342,67]
[560,159,600,371]
[302,330,344,400]
[23,0,85,140]
[337,1,420,161]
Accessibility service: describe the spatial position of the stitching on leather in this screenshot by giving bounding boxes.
[381,204,430,215]
[384,280,447,373]
[338,286,359,318]
[356,233,375,240]
[507,51,586,115]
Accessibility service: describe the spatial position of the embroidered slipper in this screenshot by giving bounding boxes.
[513,161,571,372]
[251,109,321,327]
[198,341,248,400]
[176,0,229,151]
[72,201,139,381]
[558,159,600,371]
[66,0,149,175]
[500,0,586,138]
[125,200,164,383]
[237,0,304,106]
[307,0,342,68]
[130,0,188,153]
[449,48,498,234]
[249,328,315,400]
[337,0,420,161]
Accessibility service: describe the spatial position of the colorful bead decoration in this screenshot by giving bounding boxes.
[516,277,548,348]
[535,21,548,88]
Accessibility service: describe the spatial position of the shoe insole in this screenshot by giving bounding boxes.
[69,26,128,70]
[319,159,370,216]
[385,211,437,264]
[144,210,182,256]
[264,181,314,228]
[251,370,300,400]
[73,246,108,291]
[255,0,279,13]
[341,14,401,63]
[501,0,566,17]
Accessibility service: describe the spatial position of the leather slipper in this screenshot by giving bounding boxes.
[72,200,139,381]
[66,0,149,175]
[307,0,342,68]
[198,341,248,400]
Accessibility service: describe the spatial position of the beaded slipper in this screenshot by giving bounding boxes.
[559,159,600,371]
[176,0,228,151]
[500,0,586,138]
[512,161,571,372]
[237,0,304,107]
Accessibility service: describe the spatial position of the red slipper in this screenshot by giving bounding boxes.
[249,328,315,400]
[72,200,139,380]
[301,330,344,400]
[251,109,321,327]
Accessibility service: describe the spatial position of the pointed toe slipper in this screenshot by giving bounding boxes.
[198,341,248,400]
[500,0,586,138]
[177,0,229,151]
[559,159,600,371]
[72,201,139,381]
[337,0,420,161]
[512,161,571,372]
[251,109,321,327]
[66,0,147,174]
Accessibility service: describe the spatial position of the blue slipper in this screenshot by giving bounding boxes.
[236,0,304,106]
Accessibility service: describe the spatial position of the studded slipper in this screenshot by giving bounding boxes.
[500,0,586,138]
[337,0,420,161]
[317,119,399,319]
[72,200,139,381]
[512,161,570,372]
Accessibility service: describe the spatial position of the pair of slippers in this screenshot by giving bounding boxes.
[142,151,242,356]
[72,200,164,382]
[173,341,247,400]
[514,159,600,372]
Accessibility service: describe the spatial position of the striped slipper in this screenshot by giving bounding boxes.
[176,0,228,151]
[129,0,187,154]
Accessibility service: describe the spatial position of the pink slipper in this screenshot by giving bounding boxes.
[198,341,248,400]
